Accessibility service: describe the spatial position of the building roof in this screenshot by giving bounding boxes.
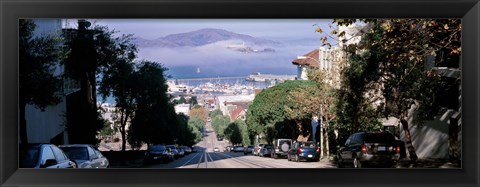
[292,49,319,67]
[230,106,246,121]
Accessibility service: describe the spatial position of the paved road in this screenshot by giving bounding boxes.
[143,122,336,169]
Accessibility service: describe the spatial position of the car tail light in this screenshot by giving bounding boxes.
[316,148,320,152]
[297,148,303,152]
[396,145,401,154]
[361,144,368,153]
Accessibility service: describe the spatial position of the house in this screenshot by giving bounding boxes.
[291,49,319,80]
[24,19,81,144]
[229,106,247,122]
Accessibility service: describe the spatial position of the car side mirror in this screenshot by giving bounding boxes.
[42,159,57,168]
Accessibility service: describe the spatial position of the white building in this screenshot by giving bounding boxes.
[174,104,191,116]
[24,19,80,144]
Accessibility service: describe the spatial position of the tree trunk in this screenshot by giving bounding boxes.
[400,116,418,163]
[20,100,28,145]
[325,123,330,159]
[119,109,126,152]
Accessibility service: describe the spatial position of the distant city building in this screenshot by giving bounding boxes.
[175,104,191,116]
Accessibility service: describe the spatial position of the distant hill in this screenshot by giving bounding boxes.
[133,28,280,48]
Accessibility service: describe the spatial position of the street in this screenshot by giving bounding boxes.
[143,122,336,169]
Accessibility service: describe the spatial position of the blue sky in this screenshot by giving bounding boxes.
[70,19,336,78]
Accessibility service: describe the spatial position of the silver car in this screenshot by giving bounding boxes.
[59,144,109,168]
[20,144,77,168]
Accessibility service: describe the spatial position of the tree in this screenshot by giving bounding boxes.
[246,80,318,142]
[96,25,137,151]
[128,61,175,145]
[188,117,206,132]
[63,20,113,145]
[209,109,223,119]
[178,96,187,104]
[189,105,207,123]
[321,19,460,162]
[189,96,198,106]
[211,115,230,136]
[224,122,242,145]
[19,19,64,144]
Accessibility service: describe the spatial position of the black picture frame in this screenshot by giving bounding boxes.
[1,0,479,187]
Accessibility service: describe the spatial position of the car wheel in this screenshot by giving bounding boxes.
[353,157,362,168]
[337,156,344,168]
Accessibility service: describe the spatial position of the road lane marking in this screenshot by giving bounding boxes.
[218,152,270,168]
[206,152,217,168]
[179,152,201,168]
[196,151,205,168]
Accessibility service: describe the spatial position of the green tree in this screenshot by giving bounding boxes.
[209,109,223,119]
[178,96,187,104]
[96,26,137,151]
[128,61,176,145]
[246,80,318,142]
[19,19,64,144]
[188,117,206,132]
[321,19,460,162]
[224,122,242,145]
[211,115,230,136]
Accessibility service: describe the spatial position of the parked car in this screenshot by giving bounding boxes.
[253,144,265,156]
[216,135,224,141]
[191,146,197,153]
[177,147,185,157]
[225,146,233,152]
[337,132,400,168]
[20,144,77,168]
[234,146,245,152]
[144,144,174,164]
[244,145,254,155]
[214,147,220,152]
[287,141,320,162]
[58,144,109,168]
[258,144,274,157]
[166,145,180,159]
[273,139,292,159]
[180,146,192,155]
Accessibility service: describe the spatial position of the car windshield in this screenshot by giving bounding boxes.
[149,145,166,152]
[60,147,89,160]
[248,145,254,148]
[264,145,273,149]
[19,145,40,168]
[365,133,396,144]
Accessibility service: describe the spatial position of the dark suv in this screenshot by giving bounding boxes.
[273,139,292,159]
[337,132,400,168]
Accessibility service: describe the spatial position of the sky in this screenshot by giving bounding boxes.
[66,19,336,79]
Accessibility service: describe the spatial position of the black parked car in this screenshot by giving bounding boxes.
[337,132,400,168]
[144,144,174,164]
[20,144,77,168]
[287,141,320,162]
[258,144,274,157]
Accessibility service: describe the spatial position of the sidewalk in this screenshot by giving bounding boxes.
[396,158,461,168]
